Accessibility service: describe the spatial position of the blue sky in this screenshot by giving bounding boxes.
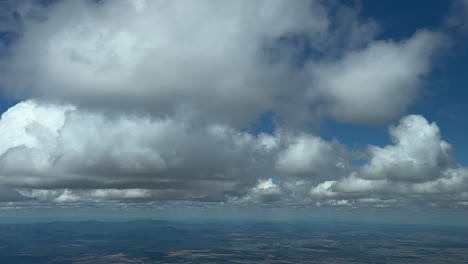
[0,0,467,211]
[322,0,468,165]
[243,0,468,166]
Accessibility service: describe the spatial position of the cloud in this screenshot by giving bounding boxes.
[0,101,274,201]
[0,102,466,207]
[0,100,353,204]
[310,115,468,207]
[311,31,446,124]
[0,1,462,208]
[19,188,152,203]
[2,0,330,126]
[359,115,454,182]
[230,178,283,204]
[275,133,350,178]
[0,0,444,126]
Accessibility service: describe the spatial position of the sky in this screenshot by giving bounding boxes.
[0,0,467,217]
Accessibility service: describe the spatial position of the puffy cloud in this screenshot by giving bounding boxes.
[359,115,454,182]
[276,133,350,177]
[230,178,283,204]
[2,0,330,126]
[0,0,444,127]
[0,1,462,208]
[0,102,467,207]
[310,115,468,207]
[311,31,446,124]
[0,100,352,204]
[0,100,273,201]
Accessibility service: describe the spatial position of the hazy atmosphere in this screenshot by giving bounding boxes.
[0,0,468,222]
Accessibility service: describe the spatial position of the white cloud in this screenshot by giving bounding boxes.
[1,0,442,127]
[360,115,454,182]
[310,181,338,198]
[0,102,466,207]
[0,100,73,154]
[3,0,330,126]
[53,189,79,203]
[19,188,152,203]
[0,100,353,204]
[311,31,446,123]
[0,101,275,198]
[276,133,350,177]
[309,115,468,207]
[230,178,282,204]
[0,1,463,208]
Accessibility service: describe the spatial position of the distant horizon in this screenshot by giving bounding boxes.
[2,206,468,227]
[0,0,468,223]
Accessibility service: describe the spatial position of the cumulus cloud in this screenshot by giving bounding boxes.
[0,106,467,207]
[310,115,468,207]
[311,31,446,123]
[230,178,283,204]
[359,115,454,182]
[0,101,276,201]
[0,0,444,126]
[276,133,350,177]
[0,1,462,208]
[0,100,353,204]
[2,0,330,126]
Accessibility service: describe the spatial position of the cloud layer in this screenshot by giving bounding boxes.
[2,0,444,126]
[0,101,466,208]
[0,0,464,208]
[310,115,468,207]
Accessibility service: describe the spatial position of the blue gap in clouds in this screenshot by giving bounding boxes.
[358,0,468,166]
[242,112,280,183]
[359,0,451,40]
[0,31,20,116]
[361,0,468,166]
[243,112,277,136]
[350,0,468,166]
[0,93,18,116]
[321,119,390,166]
[260,33,319,69]
[409,37,468,167]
